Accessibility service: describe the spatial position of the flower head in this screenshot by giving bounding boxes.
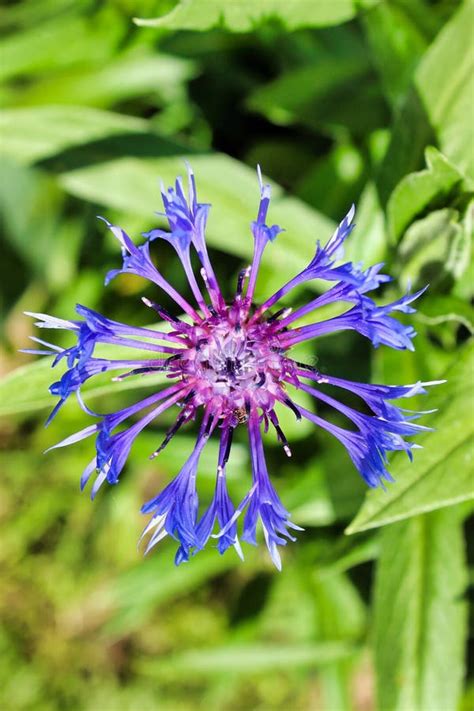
[25,164,439,568]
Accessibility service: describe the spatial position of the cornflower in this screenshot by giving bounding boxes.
[25,165,438,569]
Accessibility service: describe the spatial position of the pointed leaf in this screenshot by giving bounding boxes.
[346,341,474,533]
[373,508,468,711]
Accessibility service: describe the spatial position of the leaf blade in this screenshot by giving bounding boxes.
[346,341,474,533]
[134,0,357,31]
[415,0,474,180]
[0,106,148,164]
[373,508,468,711]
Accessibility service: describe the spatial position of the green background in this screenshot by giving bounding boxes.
[0,1,473,709]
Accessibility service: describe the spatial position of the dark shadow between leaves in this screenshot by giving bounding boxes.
[37,132,208,173]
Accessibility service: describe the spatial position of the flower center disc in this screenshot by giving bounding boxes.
[189,320,284,401]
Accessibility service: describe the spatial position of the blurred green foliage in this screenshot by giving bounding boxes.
[0,1,473,710]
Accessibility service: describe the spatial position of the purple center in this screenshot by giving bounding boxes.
[178,312,287,418]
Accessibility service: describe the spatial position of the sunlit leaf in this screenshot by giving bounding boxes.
[346,341,474,533]
[388,147,467,242]
[138,642,355,678]
[376,1,474,204]
[0,106,148,164]
[134,0,357,31]
[12,50,196,109]
[373,507,468,711]
[415,0,474,181]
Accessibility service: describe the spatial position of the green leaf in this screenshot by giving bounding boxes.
[373,507,468,711]
[0,8,125,82]
[11,50,196,109]
[362,0,427,107]
[397,207,469,289]
[0,106,148,164]
[134,0,357,31]
[453,202,474,300]
[376,1,474,204]
[0,341,169,418]
[388,146,466,242]
[346,341,474,534]
[137,642,354,678]
[415,0,474,180]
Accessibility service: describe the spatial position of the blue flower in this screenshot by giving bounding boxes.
[25,164,439,569]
